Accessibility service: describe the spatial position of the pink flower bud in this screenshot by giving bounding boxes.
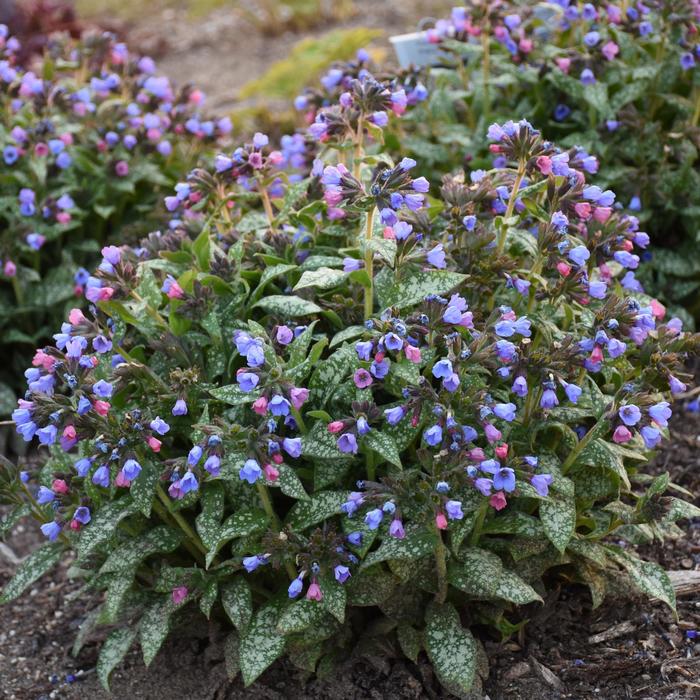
[435,511,448,530]
[383,226,396,239]
[69,519,81,531]
[489,492,508,511]
[484,423,502,443]
[34,142,49,156]
[62,426,76,441]
[172,586,188,605]
[167,280,184,299]
[94,400,110,416]
[52,478,69,494]
[327,421,344,434]
[115,161,129,177]
[272,453,283,465]
[148,436,162,452]
[621,239,633,252]
[574,202,592,220]
[306,580,323,601]
[556,57,571,73]
[4,260,16,277]
[98,287,114,301]
[268,150,284,165]
[115,471,131,488]
[404,345,421,364]
[290,387,309,409]
[252,396,268,415]
[56,212,71,224]
[519,38,533,53]
[593,207,611,222]
[68,308,86,325]
[650,299,666,319]
[469,447,486,461]
[590,346,604,364]
[495,443,508,460]
[536,156,552,175]
[264,464,280,482]
[557,262,571,277]
[612,425,632,443]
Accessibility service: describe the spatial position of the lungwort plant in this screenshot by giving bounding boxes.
[2,88,699,695]
[0,27,231,402]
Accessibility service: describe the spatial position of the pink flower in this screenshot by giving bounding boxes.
[56,212,71,224]
[536,155,552,175]
[306,580,323,601]
[68,308,86,325]
[248,152,263,169]
[52,478,69,494]
[327,421,344,434]
[557,262,572,277]
[435,511,448,530]
[268,150,283,165]
[148,436,162,452]
[290,387,309,409]
[252,396,268,415]
[4,260,16,277]
[115,471,131,488]
[519,38,533,53]
[574,202,592,220]
[484,423,502,443]
[556,57,571,73]
[590,346,604,364]
[383,226,396,239]
[172,586,188,605]
[115,160,129,177]
[650,299,666,319]
[593,207,611,222]
[489,492,508,510]
[404,345,421,364]
[62,426,76,442]
[495,443,508,460]
[264,464,280,482]
[166,280,184,299]
[34,142,49,156]
[601,41,619,60]
[613,425,632,443]
[353,368,373,388]
[94,400,110,416]
[469,447,485,461]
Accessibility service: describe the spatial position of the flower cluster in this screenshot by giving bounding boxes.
[0,28,230,398]
[2,31,699,700]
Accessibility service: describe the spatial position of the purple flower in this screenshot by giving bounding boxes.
[412,177,430,193]
[334,565,351,583]
[172,399,188,416]
[283,437,302,458]
[180,470,199,495]
[337,433,358,454]
[648,401,671,428]
[669,375,686,394]
[493,403,516,422]
[242,555,267,573]
[432,359,453,379]
[93,380,113,398]
[41,521,61,541]
[237,372,259,393]
[239,459,262,484]
[426,244,446,269]
[355,340,373,361]
[540,388,559,409]
[188,446,203,466]
[269,395,291,417]
[347,531,363,546]
[568,245,590,267]
[288,577,304,598]
[37,425,57,445]
[493,467,516,493]
[204,456,221,476]
[37,486,55,504]
[383,333,403,352]
[364,508,383,529]
[92,465,110,488]
[680,52,695,70]
[563,383,582,404]
[389,518,405,539]
[580,68,595,85]
[73,506,91,525]
[607,338,627,359]
[424,424,443,446]
[474,478,493,496]
[384,406,405,425]
[531,474,553,497]
[512,376,528,397]
[445,500,464,520]
[122,459,142,480]
[618,404,641,426]
[640,426,661,449]
[150,416,170,435]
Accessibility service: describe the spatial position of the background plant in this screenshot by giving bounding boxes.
[0,27,231,411]
[2,71,698,695]
[297,1,700,323]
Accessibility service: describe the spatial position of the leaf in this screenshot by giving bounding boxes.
[200,579,219,618]
[320,575,347,623]
[448,547,503,597]
[252,263,297,301]
[346,568,397,606]
[196,483,225,549]
[607,548,676,611]
[140,597,177,666]
[207,510,269,567]
[330,325,366,348]
[294,267,347,291]
[397,623,422,663]
[285,491,350,530]
[495,570,543,604]
[575,439,630,489]
[76,497,138,562]
[539,493,576,553]
[662,498,700,524]
[377,270,467,310]
[239,602,286,686]
[221,577,253,632]
[302,421,344,460]
[278,465,309,501]
[98,627,136,690]
[0,543,62,603]
[131,461,160,517]
[425,602,477,695]
[362,527,437,569]
[366,237,397,266]
[253,295,322,317]
[99,526,182,574]
[277,599,331,634]
[224,632,240,679]
[362,430,402,468]
[209,384,256,406]
[0,503,30,538]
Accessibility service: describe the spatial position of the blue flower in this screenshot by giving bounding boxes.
[334,565,351,583]
[37,486,55,504]
[424,425,443,446]
[93,380,113,398]
[242,555,267,573]
[426,244,446,269]
[563,383,582,404]
[531,474,553,497]
[41,521,62,541]
[37,425,57,445]
[269,395,291,417]
[568,245,590,267]
[283,437,302,458]
[493,467,516,493]
[237,372,259,393]
[384,406,405,425]
[445,500,464,520]
[172,399,188,416]
[432,359,453,379]
[187,446,203,466]
[204,456,221,476]
[648,401,671,427]
[180,471,199,495]
[150,416,170,435]
[239,459,262,484]
[540,389,559,409]
[493,403,516,422]
[73,506,91,525]
[288,577,304,598]
[364,508,383,529]
[92,465,110,488]
[337,433,358,454]
[618,404,641,426]
[122,459,142,481]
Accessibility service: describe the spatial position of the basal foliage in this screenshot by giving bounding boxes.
[0,28,230,402]
[2,39,700,698]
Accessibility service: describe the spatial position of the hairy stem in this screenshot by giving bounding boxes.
[469,501,489,546]
[256,481,297,580]
[496,164,525,255]
[155,484,208,565]
[363,208,376,319]
[260,187,276,232]
[352,116,364,180]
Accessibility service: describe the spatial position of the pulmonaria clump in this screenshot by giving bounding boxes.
[2,110,698,697]
[0,27,231,397]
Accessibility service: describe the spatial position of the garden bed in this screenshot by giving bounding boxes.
[2,406,698,700]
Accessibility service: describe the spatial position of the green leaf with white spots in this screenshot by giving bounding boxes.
[366,237,397,266]
[294,267,347,291]
[495,570,543,604]
[0,543,62,603]
[575,438,630,489]
[253,295,322,317]
[662,498,700,524]
[362,527,437,569]
[320,575,347,623]
[397,623,422,663]
[221,577,253,633]
[286,320,318,367]
[239,602,286,686]
[302,421,343,460]
[540,492,576,553]
[131,460,160,517]
[606,547,676,611]
[196,483,225,549]
[103,574,134,623]
[140,596,178,666]
[207,509,269,567]
[209,384,256,406]
[277,599,331,634]
[278,465,309,501]
[425,602,477,695]
[285,491,350,530]
[76,497,138,562]
[362,430,402,468]
[252,263,297,301]
[330,325,366,348]
[309,344,357,397]
[448,547,503,597]
[377,270,467,310]
[200,579,219,618]
[0,504,30,538]
[98,627,136,690]
[224,632,240,680]
[384,413,423,452]
[99,526,182,574]
[346,568,397,606]
[481,512,545,538]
